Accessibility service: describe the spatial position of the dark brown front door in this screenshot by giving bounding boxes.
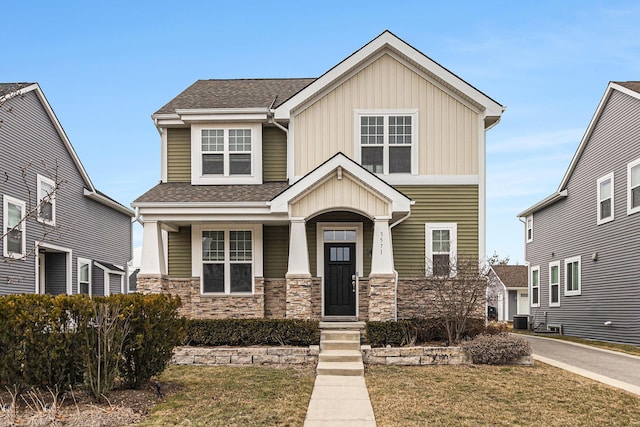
[324,243,356,316]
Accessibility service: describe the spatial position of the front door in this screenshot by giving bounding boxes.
[324,243,356,316]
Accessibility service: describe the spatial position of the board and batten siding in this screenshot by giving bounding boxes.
[393,185,478,278]
[262,126,287,182]
[166,128,191,182]
[293,53,480,177]
[168,226,192,278]
[525,89,640,345]
[0,90,131,296]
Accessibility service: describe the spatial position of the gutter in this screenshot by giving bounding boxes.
[390,211,412,321]
[268,98,289,134]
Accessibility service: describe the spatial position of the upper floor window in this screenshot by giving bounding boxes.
[526,215,533,243]
[564,256,581,296]
[597,172,614,224]
[549,261,560,307]
[37,174,56,225]
[628,158,640,215]
[78,258,92,296]
[3,195,26,258]
[356,110,417,175]
[530,265,540,307]
[191,123,262,185]
[425,223,457,277]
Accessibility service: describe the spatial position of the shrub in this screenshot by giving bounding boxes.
[366,318,491,347]
[185,319,319,347]
[461,333,532,365]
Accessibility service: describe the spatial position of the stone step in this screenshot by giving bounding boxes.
[321,330,361,342]
[319,321,366,330]
[320,339,361,351]
[316,361,364,376]
[318,350,363,363]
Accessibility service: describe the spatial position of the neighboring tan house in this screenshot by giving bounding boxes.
[133,31,505,321]
[0,83,134,296]
[488,265,529,322]
[519,81,640,345]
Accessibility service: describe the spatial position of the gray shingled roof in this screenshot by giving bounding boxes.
[615,81,640,94]
[133,182,290,204]
[491,265,528,288]
[155,78,316,114]
[0,82,32,95]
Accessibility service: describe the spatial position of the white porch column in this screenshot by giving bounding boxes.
[287,218,310,276]
[139,220,167,275]
[370,216,394,275]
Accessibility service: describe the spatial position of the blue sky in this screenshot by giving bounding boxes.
[5,1,640,262]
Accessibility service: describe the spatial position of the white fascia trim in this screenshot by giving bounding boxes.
[141,212,289,224]
[274,31,503,120]
[271,153,411,213]
[161,128,168,182]
[94,262,126,275]
[180,113,268,123]
[84,189,135,216]
[293,174,479,186]
[134,201,270,208]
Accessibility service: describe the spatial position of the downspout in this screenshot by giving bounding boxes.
[268,98,289,135]
[389,210,412,321]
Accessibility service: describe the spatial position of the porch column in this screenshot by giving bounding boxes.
[286,218,312,319]
[369,216,396,321]
[139,220,167,276]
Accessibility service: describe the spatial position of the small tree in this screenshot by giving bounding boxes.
[421,257,488,344]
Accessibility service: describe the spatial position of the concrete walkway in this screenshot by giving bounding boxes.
[303,375,376,426]
[520,334,640,396]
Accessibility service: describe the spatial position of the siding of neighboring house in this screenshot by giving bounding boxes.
[44,252,67,295]
[263,225,289,278]
[393,185,478,277]
[262,126,287,182]
[109,273,121,294]
[526,89,640,344]
[167,128,191,182]
[168,226,192,278]
[293,53,480,177]
[93,265,105,296]
[0,89,132,295]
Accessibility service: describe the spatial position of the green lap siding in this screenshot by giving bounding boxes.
[168,226,192,278]
[262,126,287,182]
[393,185,479,278]
[263,225,289,278]
[167,128,191,182]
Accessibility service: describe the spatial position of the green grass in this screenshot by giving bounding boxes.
[512,330,640,356]
[366,363,640,426]
[135,365,315,427]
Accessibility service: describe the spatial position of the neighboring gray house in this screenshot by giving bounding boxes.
[488,265,528,322]
[0,83,134,296]
[518,81,640,345]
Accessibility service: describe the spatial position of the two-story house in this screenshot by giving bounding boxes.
[133,31,504,321]
[1,83,134,296]
[519,81,640,345]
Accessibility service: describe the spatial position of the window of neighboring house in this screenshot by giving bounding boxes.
[425,223,457,277]
[628,158,640,215]
[201,128,251,176]
[597,172,614,224]
[549,261,560,307]
[3,195,26,258]
[357,111,417,175]
[37,175,56,225]
[78,258,91,295]
[530,265,540,307]
[202,230,253,294]
[565,256,581,296]
[526,215,533,243]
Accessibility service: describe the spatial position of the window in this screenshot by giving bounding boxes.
[597,173,614,224]
[628,158,640,215]
[526,215,533,243]
[357,111,417,175]
[37,175,56,225]
[425,223,457,277]
[3,195,26,258]
[202,230,253,294]
[78,258,91,295]
[530,265,540,307]
[549,261,560,307]
[565,256,581,296]
[192,123,262,185]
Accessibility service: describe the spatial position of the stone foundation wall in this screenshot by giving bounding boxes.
[368,274,396,321]
[264,278,286,318]
[362,346,533,366]
[286,275,312,319]
[396,278,487,319]
[310,278,322,319]
[358,277,370,321]
[173,345,319,366]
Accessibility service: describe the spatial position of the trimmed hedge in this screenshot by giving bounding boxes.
[185,319,320,347]
[365,318,487,347]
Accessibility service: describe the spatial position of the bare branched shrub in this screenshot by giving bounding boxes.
[461,333,532,365]
[21,387,61,426]
[0,386,19,426]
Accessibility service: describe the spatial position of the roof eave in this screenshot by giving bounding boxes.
[517,189,568,218]
[84,189,134,217]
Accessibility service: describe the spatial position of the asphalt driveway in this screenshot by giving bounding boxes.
[519,334,640,395]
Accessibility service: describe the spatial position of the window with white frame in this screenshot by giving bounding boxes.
[564,256,581,296]
[3,195,26,258]
[425,223,457,277]
[530,265,540,307]
[37,175,56,225]
[549,261,560,307]
[628,158,640,215]
[202,230,253,294]
[78,258,91,295]
[526,215,533,243]
[357,111,417,175]
[597,172,614,224]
